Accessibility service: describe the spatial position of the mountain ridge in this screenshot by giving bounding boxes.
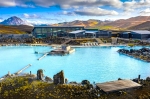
[0,16,150,31]
[0,16,33,26]
[51,16,150,30]
[128,21,150,30]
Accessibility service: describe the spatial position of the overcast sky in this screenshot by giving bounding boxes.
[0,0,150,24]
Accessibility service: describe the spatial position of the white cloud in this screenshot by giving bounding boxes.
[23,13,30,18]
[23,13,40,18]
[62,11,68,15]
[33,0,123,8]
[0,17,3,22]
[0,0,16,7]
[2,0,150,18]
[0,0,123,9]
[140,8,150,16]
[74,7,118,16]
[62,11,76,16]
[123,0,150,13]
[0,19,3,22]
[0,0,35,7]
[28,19,56,25]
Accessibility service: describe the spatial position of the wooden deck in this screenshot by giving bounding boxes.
[96,79,141,93]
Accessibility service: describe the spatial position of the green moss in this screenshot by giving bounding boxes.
[128,43,135,47]
[87,25,127,30]
[1,76,150,99]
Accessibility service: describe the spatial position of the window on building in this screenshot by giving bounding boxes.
[35,28,41,33]
[47,28,52,33]
[42,28,47,33]
[76,28,79,30]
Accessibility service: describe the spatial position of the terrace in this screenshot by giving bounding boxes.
[96,79,141,93]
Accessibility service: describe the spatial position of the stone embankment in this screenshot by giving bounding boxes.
[118,48,150,62]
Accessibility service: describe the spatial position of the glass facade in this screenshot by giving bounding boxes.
[41,28,47,33]
[35,28,41,33]
[33,26,84,38]
[36,34,46,38]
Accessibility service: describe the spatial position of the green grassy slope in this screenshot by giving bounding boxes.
[0,25,33,34]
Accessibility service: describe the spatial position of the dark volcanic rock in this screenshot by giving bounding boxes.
[53,70,65,84]
[118,47,150,62]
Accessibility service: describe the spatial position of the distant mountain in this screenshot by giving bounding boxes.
[51,16,150,30]
[0,16,32,26]
[104,16,150,29]
[128,21,150,30]
[1,16,150,31]
[51,19,107,28]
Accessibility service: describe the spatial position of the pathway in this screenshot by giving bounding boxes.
[111,37,118,44]
[61,39,72,45]
[95,38,104,44]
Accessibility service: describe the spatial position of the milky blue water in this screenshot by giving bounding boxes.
[0,46,150,83]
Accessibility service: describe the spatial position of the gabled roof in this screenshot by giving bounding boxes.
[130,30,150,34]
[34,26,84,28]
[69,30,85,34]
[85,31,98,34]
[122,32,131,34]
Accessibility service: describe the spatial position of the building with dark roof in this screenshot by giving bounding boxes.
[69,30,85,39]
[85,31,98,38]
[130,30,150,39]
[32,26,84,38]
[114,30,150,40]
[119,31,131,38]
[32,26,113,38]
[84,29,99,38]
[97,30,112,38]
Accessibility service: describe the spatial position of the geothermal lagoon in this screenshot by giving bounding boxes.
[0,46,150,83]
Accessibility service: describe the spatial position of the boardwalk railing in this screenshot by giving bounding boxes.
[15,64,32,75]
[37,53,48,60]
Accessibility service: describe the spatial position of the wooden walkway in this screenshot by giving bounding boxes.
[95,38,104,44]
[61,39,71,45]
[96,79,141,93]
[15,64,32,75]
[37,53,48,60]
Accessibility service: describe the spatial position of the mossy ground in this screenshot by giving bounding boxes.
[1,76,150,99]
[0,76,94,99]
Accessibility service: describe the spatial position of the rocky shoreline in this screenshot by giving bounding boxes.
[1,69,150,99]
[118,47,150,62]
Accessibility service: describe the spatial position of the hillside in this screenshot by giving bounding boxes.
[104,16,150,29]
[11,25,34,33]
[128,21,150,30]
[0,16,150,33]
[51,16,150,30]
[88,25,119,30]
[0,25,33,34]
[51,19,105,27]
